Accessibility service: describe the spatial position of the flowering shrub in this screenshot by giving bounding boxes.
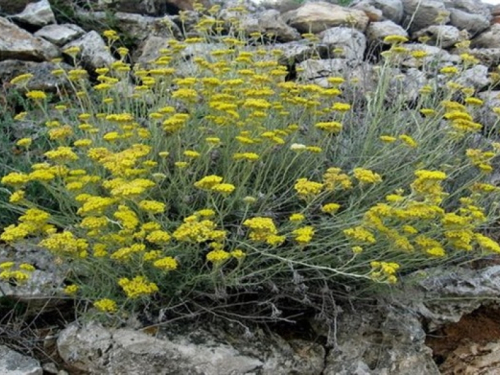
[1,5,500,322]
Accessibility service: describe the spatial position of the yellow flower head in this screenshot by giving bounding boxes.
[94,298,117,313]
[26,90,47,100]
[294,178,323,200]
[153,257,178,271]
[206,249,231,263]
[118,276,159,299]
[194,175,223,189]
[10,73,33,86]
[321,203,341,214]
[383,35,408,44]
[353,168,382,184]
[292,226,315,245]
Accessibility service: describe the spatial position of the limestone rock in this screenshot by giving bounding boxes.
[402,0,450,33]
[468,48,500,66]
[440,340,500,375]
[0,0,34,15]
[388,67,428,102]
[351,0,405,23]
[137,37,225,76]
[472,24,500,49]
[456,64,492,90]
[444,0,491,19]
[372,0,404,23]
[351,1,384,22]
[401,43,460,69]
[0,345,42,375]
[0,16,59,61]
[0,60,72,91]
[35,24,85,47]
[11,0,55,27]
[321,307,440,375]
[255,0,309,13]
[449,8,490,37]
[265,41,323,64]
[282,1,370,34]
[57,321,325,375]
[365,20,408,44]
[135,35,169,66]
[63,31,115,69]
[0,267,65,314]
[395,265,500,330]
[93,0,211,15]
[297,58,349,81]
[413,25,462,48]
[238,9,301,42]
[76,10,181,41]
[320,27,367,63]
[479,90,500,108]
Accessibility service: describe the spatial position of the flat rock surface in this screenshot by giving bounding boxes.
[0,345,42,375]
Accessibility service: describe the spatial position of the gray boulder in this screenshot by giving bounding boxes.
[366,20,408,44]
[396,265,500,330]
[282,1,370,34]
[0,16,59,61]
[444,0,491,19]
[92,0,211,15]
[372,0,404,23]
[63,31,115,69]
[455,64,490,90]
[0,0,34,15]
[268,41,323,65]
[413,24,462,48]
[472,24,500,49]
[11,0,55,27]
[320,27,367,63]
[0,345,42,375]
[402,0,450,33]
[322,307,440,375]
[449,8,490,37]
[76,10,181,41]
[401,43,460,69]
[35,24,85,47]
[57,321,325,375]
[468,48,500,66]
[297,58,349,81]
[0,60,72,91]
[238,9,301,42]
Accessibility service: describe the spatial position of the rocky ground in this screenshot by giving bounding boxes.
[3,0,500,374]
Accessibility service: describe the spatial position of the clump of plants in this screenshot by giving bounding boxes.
[1,4,500,323]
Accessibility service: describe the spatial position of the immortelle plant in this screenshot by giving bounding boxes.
[1,3,500,323]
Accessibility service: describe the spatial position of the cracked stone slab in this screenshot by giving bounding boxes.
[0,345,42,375]
[57,321,325,375]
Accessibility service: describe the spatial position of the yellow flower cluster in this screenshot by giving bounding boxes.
[0,262,35,284]
[39,231,88,257]
[370,261,400,283]
[206,249,231,263]
[194,175,235,195]
[243,217,285,246]
[94,298,118,313]
[292,226,315,245]
[153,256,178,271]
[173,215,226,243]
[118,275,159,299]
[323,168,352,190]
[466,148,496,173]
[1,208,53,243]
[353,168,382,184]
[294,178,323,200]
[411,170,447,203]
